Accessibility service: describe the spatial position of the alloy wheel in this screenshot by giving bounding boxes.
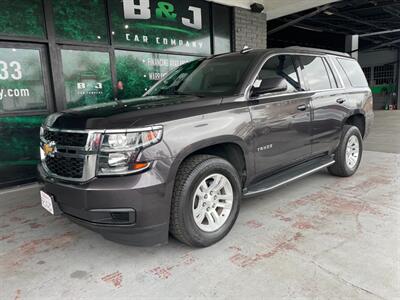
[345,135,360,169]
[192,173,234,232]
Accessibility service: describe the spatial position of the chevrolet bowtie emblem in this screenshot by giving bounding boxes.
[43,141,57,157]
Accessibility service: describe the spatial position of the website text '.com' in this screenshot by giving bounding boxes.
[0,88,30,100]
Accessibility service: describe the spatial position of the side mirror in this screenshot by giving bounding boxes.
[252,78,287,96]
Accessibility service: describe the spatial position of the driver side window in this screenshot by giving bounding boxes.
[256,55,301,94]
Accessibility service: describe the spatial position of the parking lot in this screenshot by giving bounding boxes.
[0,111,398,299]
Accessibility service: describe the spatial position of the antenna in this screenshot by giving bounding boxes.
[241,45,252,53]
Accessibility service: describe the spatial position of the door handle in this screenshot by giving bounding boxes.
[336,98,346,104]
[297,104,308,111]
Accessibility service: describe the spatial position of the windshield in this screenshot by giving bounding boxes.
[145,55,255,97]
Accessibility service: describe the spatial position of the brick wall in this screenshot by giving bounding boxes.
[232,7,267,51]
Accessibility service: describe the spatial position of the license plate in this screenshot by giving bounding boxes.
[40,191,55,215]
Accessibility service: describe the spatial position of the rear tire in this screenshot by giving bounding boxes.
[170,155,241,247]
[328,125,363,177]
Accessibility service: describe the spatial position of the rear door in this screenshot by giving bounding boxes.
[249,54,312,177]
[299,55,346,156]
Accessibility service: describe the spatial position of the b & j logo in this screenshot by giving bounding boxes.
[122,0,202,30]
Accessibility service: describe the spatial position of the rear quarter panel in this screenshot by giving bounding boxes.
[344,87,374,138]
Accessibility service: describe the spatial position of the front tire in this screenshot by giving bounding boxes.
[328,125,363,177]
[170,155,241,247]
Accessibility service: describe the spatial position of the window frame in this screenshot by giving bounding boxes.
[0,42,53,116]
[326,55,345,89]
[322,57,338,89]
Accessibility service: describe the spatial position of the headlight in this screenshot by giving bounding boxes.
[97,126,163,176]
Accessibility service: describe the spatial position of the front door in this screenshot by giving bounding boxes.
[249,54,312,177]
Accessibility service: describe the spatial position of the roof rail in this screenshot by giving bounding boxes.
[285,46,350,58]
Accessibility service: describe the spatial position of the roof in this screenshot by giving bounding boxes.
[210,47,351,60]
[284,46,351,57]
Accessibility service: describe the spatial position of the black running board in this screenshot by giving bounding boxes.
[243,156,335,198]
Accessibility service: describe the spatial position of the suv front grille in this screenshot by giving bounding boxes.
[45,156,84,179]
[43,129,88,147]
[41,128,94,181]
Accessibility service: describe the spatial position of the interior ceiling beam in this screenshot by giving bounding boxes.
[331,11,390,31]
[360,28,400,37]
[341,2,400,14]
[300,19,388,44]
[383,7,400,18]
[268,4,332,35]
[367,37,400,51]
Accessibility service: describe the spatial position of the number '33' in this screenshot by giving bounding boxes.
[0,61,22,80]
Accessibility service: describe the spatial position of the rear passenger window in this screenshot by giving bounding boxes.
[337,58,369,88]
[300,56,332,91]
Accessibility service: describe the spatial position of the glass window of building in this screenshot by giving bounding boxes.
[0,115,46,187]
[212,4,232,54]
[109,0,212,55]
[0,47,47,113]
[115,50,199,99]
[53,0,109,44]
[0,0,45,38]
[60,49,113,108]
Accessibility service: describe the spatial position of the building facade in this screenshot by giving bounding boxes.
[0,0,267,187]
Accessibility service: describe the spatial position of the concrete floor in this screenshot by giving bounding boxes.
[364,111,400,154]
[0,112,399,299]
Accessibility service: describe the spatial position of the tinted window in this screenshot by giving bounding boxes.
[115,50,198,99]
[147,54,255,97]
[257,55,300,93]
[0,0,45,38]
[301,56,331,91]
[0,115,46,186]
[0,47,47,113]
[53,0,109,44]
[60,50,113,109]
[337,58,369,88]
[212,3,232,54]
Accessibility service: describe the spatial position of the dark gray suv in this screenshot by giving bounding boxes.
[38,47,374,247]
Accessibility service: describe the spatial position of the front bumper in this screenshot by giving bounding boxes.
[38,163,172,246]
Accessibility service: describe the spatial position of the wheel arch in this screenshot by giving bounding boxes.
[343,110,366,137]
[166,136,253,192]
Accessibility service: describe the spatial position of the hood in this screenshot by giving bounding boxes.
[45,95,223,130]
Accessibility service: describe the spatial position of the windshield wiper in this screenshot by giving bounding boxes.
[173,91,206,98]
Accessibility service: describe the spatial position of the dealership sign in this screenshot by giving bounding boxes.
[111,0,211,55]
[123,0,202,30]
